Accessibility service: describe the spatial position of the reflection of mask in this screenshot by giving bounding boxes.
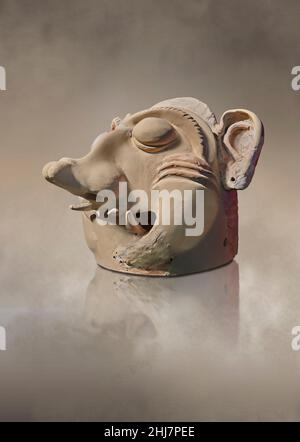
[43,97,264,276]
[84,261,239,344]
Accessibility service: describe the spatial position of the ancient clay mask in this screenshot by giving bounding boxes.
[42,97,264,276]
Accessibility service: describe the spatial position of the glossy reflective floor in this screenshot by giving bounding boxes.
[1,253,300,421]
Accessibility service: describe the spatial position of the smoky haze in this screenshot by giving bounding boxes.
[0,0,300,421]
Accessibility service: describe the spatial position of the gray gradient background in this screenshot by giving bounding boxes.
[0,0,300,421]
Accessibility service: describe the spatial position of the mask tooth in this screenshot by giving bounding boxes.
[69,201,95,211]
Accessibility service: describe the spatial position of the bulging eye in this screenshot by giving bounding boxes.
[132,117,178,152]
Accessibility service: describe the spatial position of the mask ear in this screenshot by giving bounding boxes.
[216,109,264,190]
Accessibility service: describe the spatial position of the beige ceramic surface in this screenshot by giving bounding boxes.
[43,98,264,276]
[1,0,300,421]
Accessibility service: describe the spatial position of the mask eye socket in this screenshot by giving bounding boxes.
[132,117,178,152]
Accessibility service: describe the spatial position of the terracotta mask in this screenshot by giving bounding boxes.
[42,97,264,276]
